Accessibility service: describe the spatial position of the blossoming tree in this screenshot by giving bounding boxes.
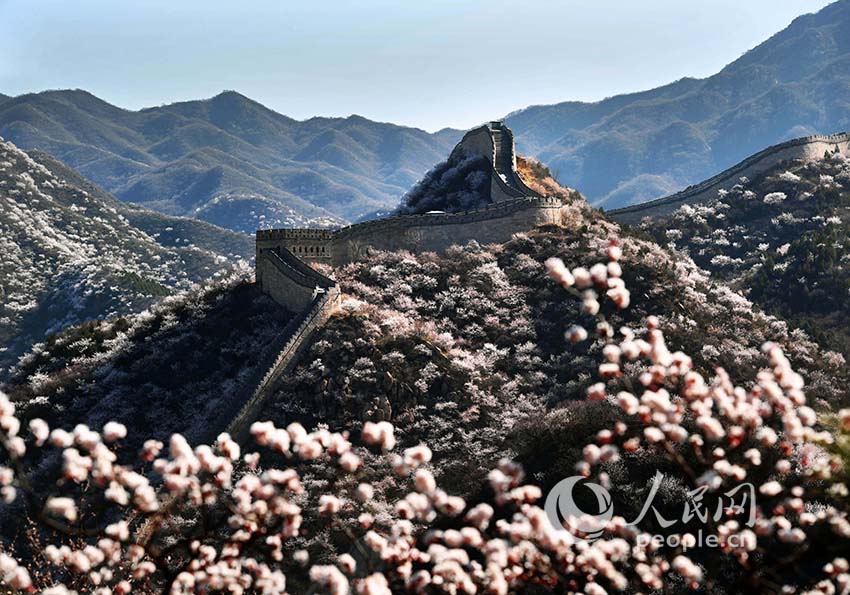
[1,245,849,594]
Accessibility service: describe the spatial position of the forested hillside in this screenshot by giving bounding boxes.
[640,149,850,354]
[0,137,252,377]
[8,173,848,517]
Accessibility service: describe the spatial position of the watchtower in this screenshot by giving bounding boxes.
[449,121,541,202]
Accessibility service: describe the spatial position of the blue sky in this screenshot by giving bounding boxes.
[0,0,835,131]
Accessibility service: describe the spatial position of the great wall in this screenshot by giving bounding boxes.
[229,125,850,434]
[229,122,570,432]
[609,132,850,225]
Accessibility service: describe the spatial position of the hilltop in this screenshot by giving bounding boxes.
[640,149,850,354]
[506,0,850,208]
[0,137,252,377]
[0,90,461,232]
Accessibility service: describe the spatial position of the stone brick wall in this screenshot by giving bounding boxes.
[256,244,336,311]
[256,228,334,263]
[451,126,494,163]
[225,285,341,441]
[610,132,850,225]
[256,198,563,267]
[449,123,541,203]
[329,197,564,265]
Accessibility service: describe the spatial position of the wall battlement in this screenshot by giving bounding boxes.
[256,195,564,277]
[256,229,335,241]
[610,132,850,225]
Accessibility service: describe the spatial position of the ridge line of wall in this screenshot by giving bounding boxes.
[138,285,340,543]
[270,247,335,289]
[495,125,541,198]
[226,284,341,441]
[610,132,850,221]
[333,196,562,241]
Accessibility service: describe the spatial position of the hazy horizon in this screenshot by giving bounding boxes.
[0,0,836,131]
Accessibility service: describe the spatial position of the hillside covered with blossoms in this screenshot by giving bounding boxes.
[0,138,253,378]
[639,150,850,354]
[5,165,850,592]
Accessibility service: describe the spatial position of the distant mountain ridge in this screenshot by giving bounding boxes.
[0,90,462,232]
[2,1,849,224]
[505,0,850,208]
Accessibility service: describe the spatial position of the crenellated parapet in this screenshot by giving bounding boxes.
[256,242,336,312]
[256,195,564,273]
[256,228,334,263]
[330,196,562,264]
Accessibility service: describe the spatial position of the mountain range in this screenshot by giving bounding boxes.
[1,1,849,229]
[0,90,461,233]
[506,0,850,208]
[0,137,252,377]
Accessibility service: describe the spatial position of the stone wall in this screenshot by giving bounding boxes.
[329,196,564,265]
[610,132,850,225]
[450,123,540,203]
[451,126,494,163]
[226,285,341,441]
[256,244,336,311]
[255,197,564,267]
[256,228,334,263]
[494,124,541,199]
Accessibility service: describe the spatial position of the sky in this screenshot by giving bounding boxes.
[0,0,836,132]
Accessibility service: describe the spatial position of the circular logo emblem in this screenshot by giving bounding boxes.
[544,476,614,541]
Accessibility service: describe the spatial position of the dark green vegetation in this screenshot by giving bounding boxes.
[506,0,850,208]
[0,139,252,378]
[0,90,461,232]
[395,149,493,214]
[641,150,850,355]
